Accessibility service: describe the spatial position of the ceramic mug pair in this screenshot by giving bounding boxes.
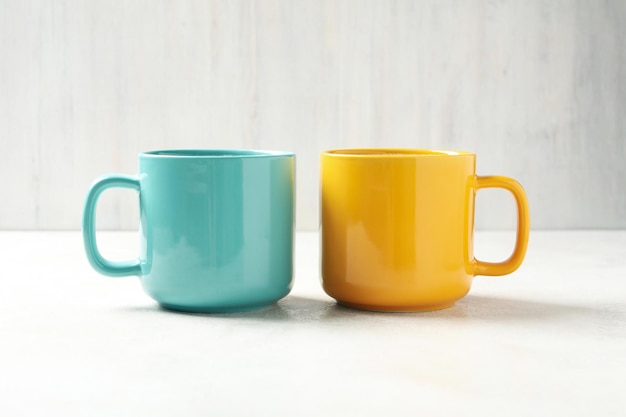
[83,148,529,313]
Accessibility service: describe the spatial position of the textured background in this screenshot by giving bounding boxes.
[1,0,624,230]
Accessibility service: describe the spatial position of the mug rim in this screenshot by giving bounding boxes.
[323,148,475,157]
[141,149,295,158]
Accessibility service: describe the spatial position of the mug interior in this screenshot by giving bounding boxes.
[143,149,293,158]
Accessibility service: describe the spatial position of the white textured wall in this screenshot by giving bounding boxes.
[1,0,624,230]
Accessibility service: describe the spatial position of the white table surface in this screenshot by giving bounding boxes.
[0,231,624,416]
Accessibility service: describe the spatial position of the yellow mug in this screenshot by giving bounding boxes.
[320,148,530,311]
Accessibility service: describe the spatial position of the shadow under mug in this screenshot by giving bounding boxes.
[320,148,530,312]
[82,149,295,313]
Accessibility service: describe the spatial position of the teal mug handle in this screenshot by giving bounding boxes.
[82,175,142,277]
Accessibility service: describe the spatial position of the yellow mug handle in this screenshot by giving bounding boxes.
[473,175,530,276]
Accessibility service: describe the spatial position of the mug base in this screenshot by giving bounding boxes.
[337,300,455,312]
[158,301,276,314]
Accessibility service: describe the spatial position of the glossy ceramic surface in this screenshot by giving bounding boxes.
[320,148,530,312]
[83,149,295,313]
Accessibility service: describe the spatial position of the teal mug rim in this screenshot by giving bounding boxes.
[141,149,295,158]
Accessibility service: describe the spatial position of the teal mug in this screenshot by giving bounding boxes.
[82,149,295,313]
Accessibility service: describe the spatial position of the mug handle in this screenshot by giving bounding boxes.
[473,175,530,276]
[82,174,142,277]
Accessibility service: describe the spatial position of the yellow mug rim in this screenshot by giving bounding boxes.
[323,148,475,157]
